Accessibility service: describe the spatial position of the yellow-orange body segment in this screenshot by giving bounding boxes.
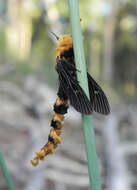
[56,34,73,58]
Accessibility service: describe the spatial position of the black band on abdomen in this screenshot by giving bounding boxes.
[57,90,68,100]
[51,120,59,129]
[48,135,55,143]
[54,104,68,114]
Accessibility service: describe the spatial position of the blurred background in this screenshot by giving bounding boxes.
[0,0,137,190]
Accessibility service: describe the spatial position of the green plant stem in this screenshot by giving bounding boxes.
[0,152,15,190]
[136,0,137,15]
[68,1,102,190]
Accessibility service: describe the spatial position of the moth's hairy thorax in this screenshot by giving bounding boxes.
[56,46,76,82]
[56,47,74,63]
[60,47,74,59]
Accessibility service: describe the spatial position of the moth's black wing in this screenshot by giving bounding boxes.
[56,59,93,114]
[87,73,110,115]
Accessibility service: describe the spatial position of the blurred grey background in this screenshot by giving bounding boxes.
[0,0,137,190]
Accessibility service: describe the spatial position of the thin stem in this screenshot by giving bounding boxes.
[68,1,102,190]
[0,152,15,190]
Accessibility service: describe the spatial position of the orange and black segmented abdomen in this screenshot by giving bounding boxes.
[31,96,68,166]
[31,44,73,166]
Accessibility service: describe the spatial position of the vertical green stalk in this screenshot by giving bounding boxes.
[0,152,15,190]
[136,0,137,15]
[68,1,102,190]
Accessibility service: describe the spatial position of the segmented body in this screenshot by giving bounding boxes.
[31,35,110,166]
[31,48,73,166]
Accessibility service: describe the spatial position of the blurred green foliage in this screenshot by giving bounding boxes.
[114,0,137,98]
